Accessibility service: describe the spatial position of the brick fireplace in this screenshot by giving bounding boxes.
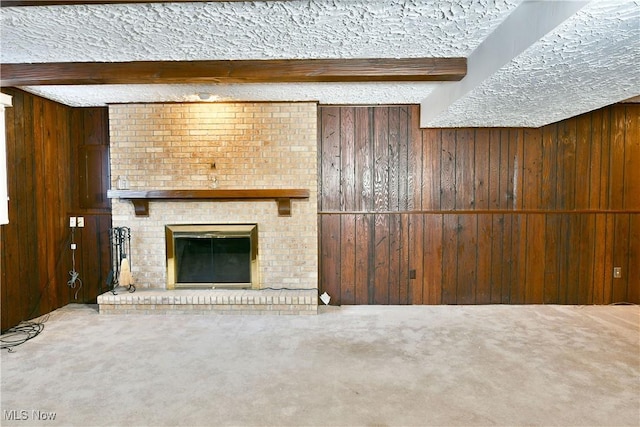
[97,102,318,314]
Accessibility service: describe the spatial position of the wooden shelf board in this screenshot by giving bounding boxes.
[107,189,310,217]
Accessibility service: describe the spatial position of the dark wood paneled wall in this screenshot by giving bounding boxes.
[1,89,111,331]
[69,106,112,305]
[319,105,639,305]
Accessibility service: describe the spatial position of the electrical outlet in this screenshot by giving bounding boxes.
[77,217,84,228]
[69,216,76,228]
[613,267,622,279]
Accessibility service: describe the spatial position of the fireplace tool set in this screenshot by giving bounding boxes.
[106,226,135,294]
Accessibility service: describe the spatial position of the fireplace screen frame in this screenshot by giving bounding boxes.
[165,223,259,290]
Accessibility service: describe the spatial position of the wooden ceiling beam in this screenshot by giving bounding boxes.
[0,58,467,86]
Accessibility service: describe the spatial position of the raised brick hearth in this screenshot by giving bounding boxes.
[98,289,318,315]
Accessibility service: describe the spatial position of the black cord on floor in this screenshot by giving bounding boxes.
[0,315,48,352]
[3,230,76,345]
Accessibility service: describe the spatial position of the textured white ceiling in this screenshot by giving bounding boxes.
[1,0,639,127]
[1,0,519,62]
[425,0,640,127]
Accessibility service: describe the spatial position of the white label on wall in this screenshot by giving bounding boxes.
[0,93,13,225]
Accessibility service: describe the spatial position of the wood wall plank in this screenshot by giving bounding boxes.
[77,109,111,210]
[440,129,456,211]
[579,215,596,304]
[421,129,440,210]
[523,129,543,209]
[388,214,402,304]
[510,214,525,304]
[588,110,603,209]
[409,214,424,304]
[612,214,630,303]
[628,215,640,304]
[563,118,578,210]
[499,130,511,210]
[490,214,505,304]
[319,107,340,211]
[51,102,68,309]
[543,215,560,304]
[624,106,640,210]
[599,111,612,210]
[441,214,458,304]
[602,214,615,304]
[398,214,410,304]
[456,214,477,304]
[525,214,546,304]
[388,108,401,212]
[478,215,494,300]
[319,215,341,303]
[398,109,409,211]
[592,214,607,304]
[340,108,356,211]
[609,106,626,210]
[456,129,475,209]
[488,129,502,210]
[408,108,422,211]
[423,214,442,305]
[541,125,558,210]
[475,130,490,210]
[567,215,582,304]
[340,215,356,304]
[355,108,372,211]
[79,145,109,209]
[22,94,39,310]
[575,114,592,210]
[33,96,53,313]
[373,109,389,212]
[373,214,390,304]
[98,215,113,295]
[511,129,525,210]
[354,214,370,304]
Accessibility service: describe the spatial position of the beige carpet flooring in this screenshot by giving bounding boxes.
[1,304,639,427]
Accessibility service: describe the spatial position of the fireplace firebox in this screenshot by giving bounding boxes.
[165,224,259,289]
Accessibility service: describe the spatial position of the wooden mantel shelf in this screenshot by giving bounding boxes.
[107,189,310,217]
